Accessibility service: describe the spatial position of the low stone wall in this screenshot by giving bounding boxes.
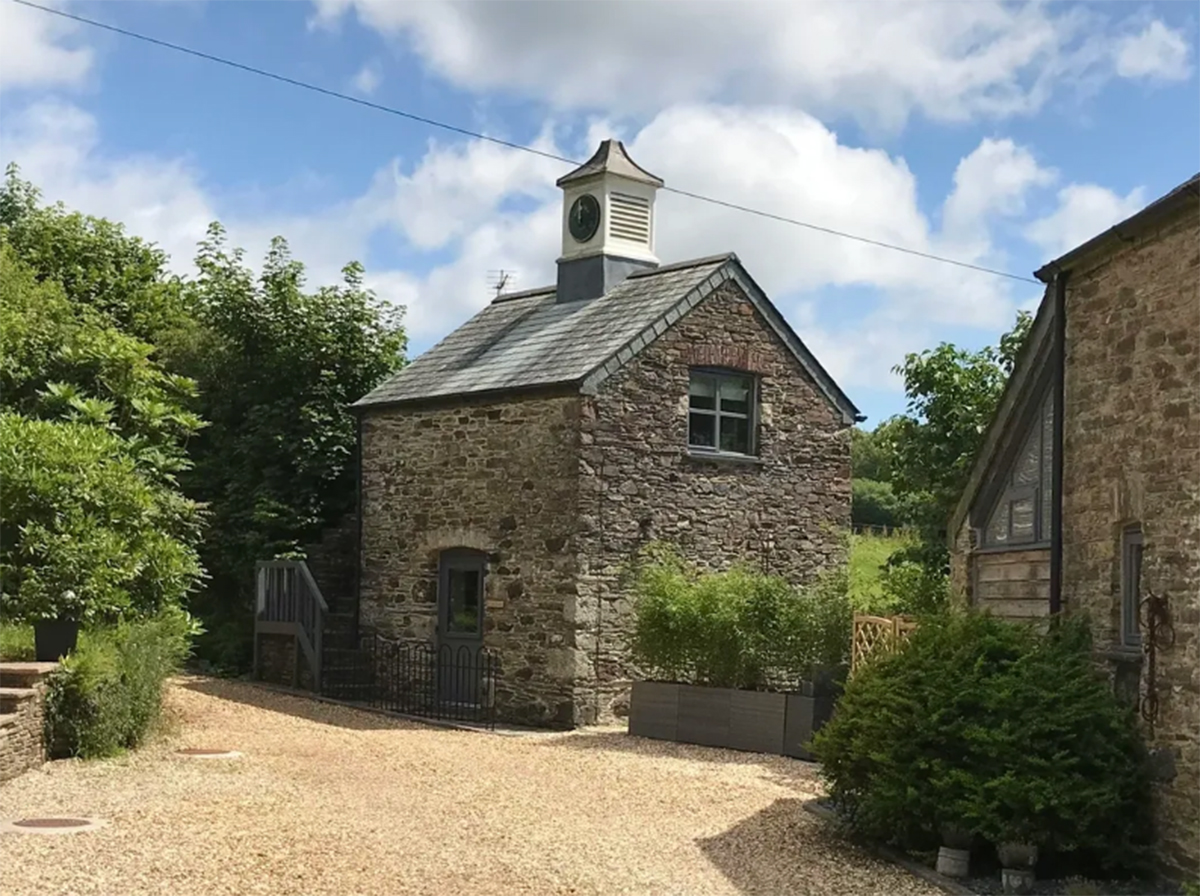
[0,662,57,784]
[257,633,296,687]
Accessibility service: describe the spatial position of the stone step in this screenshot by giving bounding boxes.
[0,663,57,689]
[0,687,37,713]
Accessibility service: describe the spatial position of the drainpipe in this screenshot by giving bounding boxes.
[354,412,364,643]
[1049,271,1068,617]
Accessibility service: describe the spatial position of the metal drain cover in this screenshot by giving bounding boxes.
[175,748,241,759]
[1,817,107,835]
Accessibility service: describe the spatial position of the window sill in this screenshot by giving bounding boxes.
[1097,645,1144,665]
[972,541,1051,555]
[685,449,764,467]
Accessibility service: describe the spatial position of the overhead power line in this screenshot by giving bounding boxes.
[11,0,1041,286]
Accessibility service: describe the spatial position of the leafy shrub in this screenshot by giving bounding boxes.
[629,544,851,690]
[851,478,927,530]
[878,559,950,616]
[43,607,198,759]
[0,243,204,625]
[812,612,1154,877]
[0,624,34,660]
[0,413,204,624]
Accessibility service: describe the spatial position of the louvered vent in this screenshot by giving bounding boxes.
[609,192,651,245]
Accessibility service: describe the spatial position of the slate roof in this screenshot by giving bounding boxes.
[353,253,861,424]
[1034,172,1199,282]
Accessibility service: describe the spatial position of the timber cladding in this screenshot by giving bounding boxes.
[972,548,1051,622]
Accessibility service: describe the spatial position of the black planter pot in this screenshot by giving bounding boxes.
[34,619,80,662]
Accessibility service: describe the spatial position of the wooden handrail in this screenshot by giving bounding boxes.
[254,559,327,690]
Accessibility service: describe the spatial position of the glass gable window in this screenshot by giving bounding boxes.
[982,393,1054,548]
[688,371,756,456]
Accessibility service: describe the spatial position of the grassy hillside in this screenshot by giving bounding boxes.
[848,530,912,612]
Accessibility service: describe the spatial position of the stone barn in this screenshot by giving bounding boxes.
[351,140,860,727]
[949,173,1199,878]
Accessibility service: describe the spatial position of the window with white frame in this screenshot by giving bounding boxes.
[688,370,756,456]
[1120,525,1143,648]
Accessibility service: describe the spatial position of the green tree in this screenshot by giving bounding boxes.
[180,224,406,668]
[0,246,203,624]
[883,310,1033,580]
[850,418,904,483]
[0,165,198,360]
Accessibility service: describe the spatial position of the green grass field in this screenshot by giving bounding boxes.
[0,624,35,661]
[848,530,911,612]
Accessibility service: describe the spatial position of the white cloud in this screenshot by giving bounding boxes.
[0,100,379,298]
[0,0,92,91]
[942,138,1056,238]
[310,0,1191,131]
[0,100,216,269]
[2,97,1061,397]
[351,61,382,95]
[1115,20,1192,81]
[1024,183,1148,259]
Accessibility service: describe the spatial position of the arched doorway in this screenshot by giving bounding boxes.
[437,548,487,704]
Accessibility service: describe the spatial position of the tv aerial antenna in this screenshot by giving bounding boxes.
[487,269,516,298]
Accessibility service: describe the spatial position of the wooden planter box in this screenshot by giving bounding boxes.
[629,679,836,759]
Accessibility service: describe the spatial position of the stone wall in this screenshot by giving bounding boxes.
[0,662,55,784]
[1060,208,1200,877]
[577,279,852,722]
[257,632,296,687]
[949,520,974,609]
[358,394,584,727]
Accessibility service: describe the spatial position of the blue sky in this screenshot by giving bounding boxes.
[1,0,1197,425]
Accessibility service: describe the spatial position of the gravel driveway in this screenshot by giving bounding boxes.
[0,678,939,896]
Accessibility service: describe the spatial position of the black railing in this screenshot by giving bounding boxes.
[322,635,497,729]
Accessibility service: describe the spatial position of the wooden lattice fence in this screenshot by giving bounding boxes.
[851,614,919,675]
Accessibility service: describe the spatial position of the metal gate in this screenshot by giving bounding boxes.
[322,635,498,728]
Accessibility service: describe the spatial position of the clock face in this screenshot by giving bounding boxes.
[568,194,602,243]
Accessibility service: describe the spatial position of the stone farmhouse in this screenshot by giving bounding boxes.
[949,173,1199,877]
[349,140,860,727]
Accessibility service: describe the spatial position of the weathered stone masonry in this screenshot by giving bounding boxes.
[1060,210,1200,878]
[357,279,852,728]
[577,281,852,722]
[0,662,56,784]
[950,196,1200,878]
[359,394,585,726]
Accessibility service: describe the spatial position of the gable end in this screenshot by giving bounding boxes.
[579,259,860,425]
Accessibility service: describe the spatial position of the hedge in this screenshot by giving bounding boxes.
[812,612,1154,877]
[629,543,852,690]
[43,607,197,759]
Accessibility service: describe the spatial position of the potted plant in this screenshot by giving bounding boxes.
[27,589,88,662]
[996,840,1038,895]
[935,821,974,878]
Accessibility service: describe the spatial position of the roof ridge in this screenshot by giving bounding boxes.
[487,253,736,306]
[490,285,556,304]
[626,253,737,278]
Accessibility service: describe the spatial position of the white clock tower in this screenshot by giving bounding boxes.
[555,140,663,303]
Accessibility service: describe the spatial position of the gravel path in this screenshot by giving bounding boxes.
[0,677,940,896]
